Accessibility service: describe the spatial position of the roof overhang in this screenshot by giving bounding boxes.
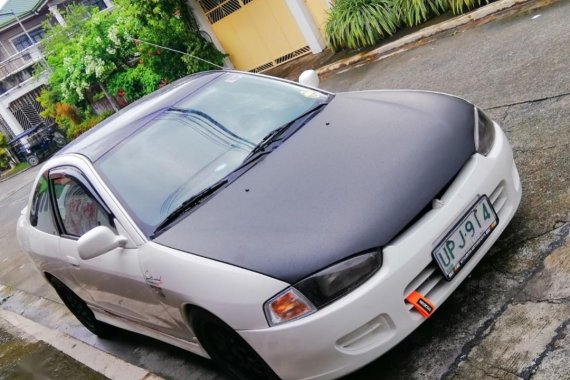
[0,0,48,32]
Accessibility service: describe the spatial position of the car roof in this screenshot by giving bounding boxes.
[56,71,224,162]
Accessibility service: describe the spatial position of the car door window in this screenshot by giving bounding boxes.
[52,176,113,237]
[29,172,58,235]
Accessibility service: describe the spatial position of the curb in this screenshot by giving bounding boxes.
[316,0,555,79]
[0,308,164,380]
[0,165,33,183]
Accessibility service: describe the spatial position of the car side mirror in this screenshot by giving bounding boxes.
[299,70,320,88]
[77,226,128,260]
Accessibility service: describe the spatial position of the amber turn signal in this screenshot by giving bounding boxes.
[264,288,316,326]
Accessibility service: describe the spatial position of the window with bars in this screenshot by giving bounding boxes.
[198,0,251,24]
[9,88,53,131]
[11,28,45,52]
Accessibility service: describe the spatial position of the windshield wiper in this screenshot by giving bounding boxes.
[243,125,288,160]
[152,102,329,237]
[153,180,228,236]
[240,103,327,168]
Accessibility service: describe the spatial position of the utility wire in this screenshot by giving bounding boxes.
[130,37,224,69]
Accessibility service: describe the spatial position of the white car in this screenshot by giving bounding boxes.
[17,71,521,380]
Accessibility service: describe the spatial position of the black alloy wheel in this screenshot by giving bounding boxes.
[54,134,66,147]
[191,309,279,380]
[27,154,40,166]
[48,276,111,338]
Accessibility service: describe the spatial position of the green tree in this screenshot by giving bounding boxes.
[38,0,224,137]
[0,133,11,171]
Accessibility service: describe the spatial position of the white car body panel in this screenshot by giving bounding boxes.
[239,122,522,380]
[139,242,290,331]
[17,153,289,359]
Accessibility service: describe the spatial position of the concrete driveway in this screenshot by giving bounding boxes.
[0,1,568,379]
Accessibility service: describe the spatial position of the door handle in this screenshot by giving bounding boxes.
[66,255,80,268]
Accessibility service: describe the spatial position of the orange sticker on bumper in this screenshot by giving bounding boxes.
[406,291,435,318]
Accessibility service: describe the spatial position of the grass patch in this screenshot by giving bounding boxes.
[1,162,30,178]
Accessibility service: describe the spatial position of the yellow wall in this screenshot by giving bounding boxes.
[209,0,308,71]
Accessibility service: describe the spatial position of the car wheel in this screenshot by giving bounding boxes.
[48,276,111,338]
[191,309,278,380]
[27,155,40,166]
[54,134,66,147]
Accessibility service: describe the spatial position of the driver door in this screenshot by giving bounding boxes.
[49,166,178,334]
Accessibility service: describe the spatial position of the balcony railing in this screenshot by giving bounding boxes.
[0,44,45,82]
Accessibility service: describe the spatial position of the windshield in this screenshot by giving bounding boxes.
[96,73,329,235]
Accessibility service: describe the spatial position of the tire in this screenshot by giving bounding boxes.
[191,309,279,380]
[48,276,112,338]
[54,134,66,147]
[27,155,40,166]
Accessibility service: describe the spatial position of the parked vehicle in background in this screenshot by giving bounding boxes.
[8,123,66,166]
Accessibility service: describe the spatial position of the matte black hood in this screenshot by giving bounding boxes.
[155,91,475,283]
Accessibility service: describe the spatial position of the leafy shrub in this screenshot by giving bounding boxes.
[107,64,163,102]
[447,0,491,15]
[0,133,11,171]
[37,87,111,140]
[325,0,398,51]
[66,112,112,139]
[394,0,448,27]
[38,89,82,131]
[40,0,224,113]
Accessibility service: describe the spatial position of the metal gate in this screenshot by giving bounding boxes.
[197,0,311,72]
[9,87,54,131]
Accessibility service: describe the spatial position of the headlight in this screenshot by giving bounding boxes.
[474,107,495,156]
[264,250,382,326]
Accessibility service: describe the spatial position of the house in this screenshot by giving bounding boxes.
[188,0,332,72]
[0,0,113,139]
[0,0,331,139]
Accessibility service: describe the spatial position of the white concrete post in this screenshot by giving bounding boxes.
[285,0,326,54]
[186,0,234,68]
[0,105,24,136]
[102,0,114,9]
[48,5,66,26]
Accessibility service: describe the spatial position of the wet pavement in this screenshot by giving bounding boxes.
[0,1,569,379]
[320,1,570,378]
[0,326,105,380]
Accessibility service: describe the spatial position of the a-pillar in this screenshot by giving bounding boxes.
[284,0,326,54]
[102,0,113,9]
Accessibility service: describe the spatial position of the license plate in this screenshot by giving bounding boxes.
[432,196,498,280]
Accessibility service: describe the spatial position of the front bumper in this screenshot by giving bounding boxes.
[240,122,522,380]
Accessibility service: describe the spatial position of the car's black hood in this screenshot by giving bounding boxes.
[154,91,475,284]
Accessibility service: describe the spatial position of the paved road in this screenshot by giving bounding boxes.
[0,167,47,298]
[0,1,568,379]
[321,2,570,379]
